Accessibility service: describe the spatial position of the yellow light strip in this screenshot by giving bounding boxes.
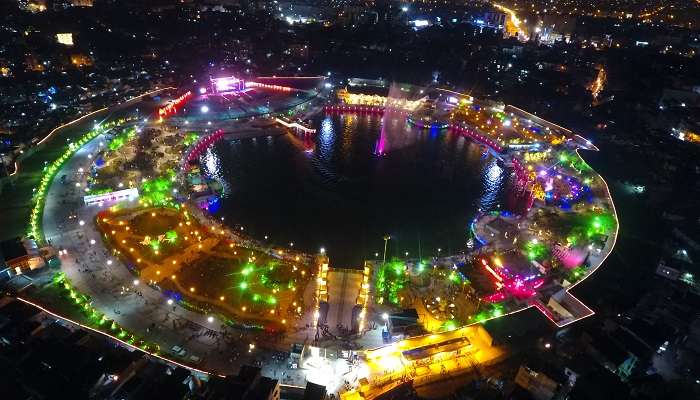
[37,87,174,146]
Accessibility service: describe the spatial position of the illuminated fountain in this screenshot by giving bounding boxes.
[374,83,408,156]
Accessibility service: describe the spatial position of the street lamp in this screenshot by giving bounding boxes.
[382,235,391,264]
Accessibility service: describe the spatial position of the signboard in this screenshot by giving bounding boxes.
[83,188,139,205]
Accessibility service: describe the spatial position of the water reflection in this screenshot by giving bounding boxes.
[479,158,507,210]
[203,145,229,196]
[317,116,335,161]
[203,113,510,266]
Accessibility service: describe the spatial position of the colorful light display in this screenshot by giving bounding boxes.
[51,272,159,353]
[183,132,200,147]
[336,89,424,111]
[374,126,387,156]
[524,239,549,261]
[139,170,177,207]
[22,78,622,387]
[210,76,245,94]
[158,91,192,118]
[480,257,544,303]
[375,258,408,305]
[108,127,137,151]
[449,124,504,153]
[183,130,225,171]
[406,116,450,130]
[29,117,135,241]
[227,259,300,311]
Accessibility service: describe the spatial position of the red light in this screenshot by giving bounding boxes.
[158,91,192,118]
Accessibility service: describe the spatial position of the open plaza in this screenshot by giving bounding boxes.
[9,76,618,399]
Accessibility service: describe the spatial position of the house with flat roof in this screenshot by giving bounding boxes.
[0,237,45,275]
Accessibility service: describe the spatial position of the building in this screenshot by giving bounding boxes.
[0,294,335,399]
[656,262,682,280]
[205,365,280,400]
[0,237,45,275]
[56,33,74,46]
[513,365,562,400]
[584,331,643,381]
[17,0,47,12]
[481,11,506,30]
[303,381,326,400]
[0,296,197,399]
[538,14,576,44]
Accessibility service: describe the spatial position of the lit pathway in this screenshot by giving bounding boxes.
[325,269,362,335]
[40,128,290,377]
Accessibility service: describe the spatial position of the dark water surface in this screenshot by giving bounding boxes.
[202,113,510,266]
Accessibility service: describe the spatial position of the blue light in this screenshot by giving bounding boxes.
[207,196,221,213]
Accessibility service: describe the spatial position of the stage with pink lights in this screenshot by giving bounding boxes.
[174,76,324,122]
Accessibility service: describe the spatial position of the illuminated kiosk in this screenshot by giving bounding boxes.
[83,188,139,206]
[210,76,245,95]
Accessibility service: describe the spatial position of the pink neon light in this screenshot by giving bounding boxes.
[185,130,225,171]
[481,256,545,303]
[374,125,387,155]
[211,76,245,93]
